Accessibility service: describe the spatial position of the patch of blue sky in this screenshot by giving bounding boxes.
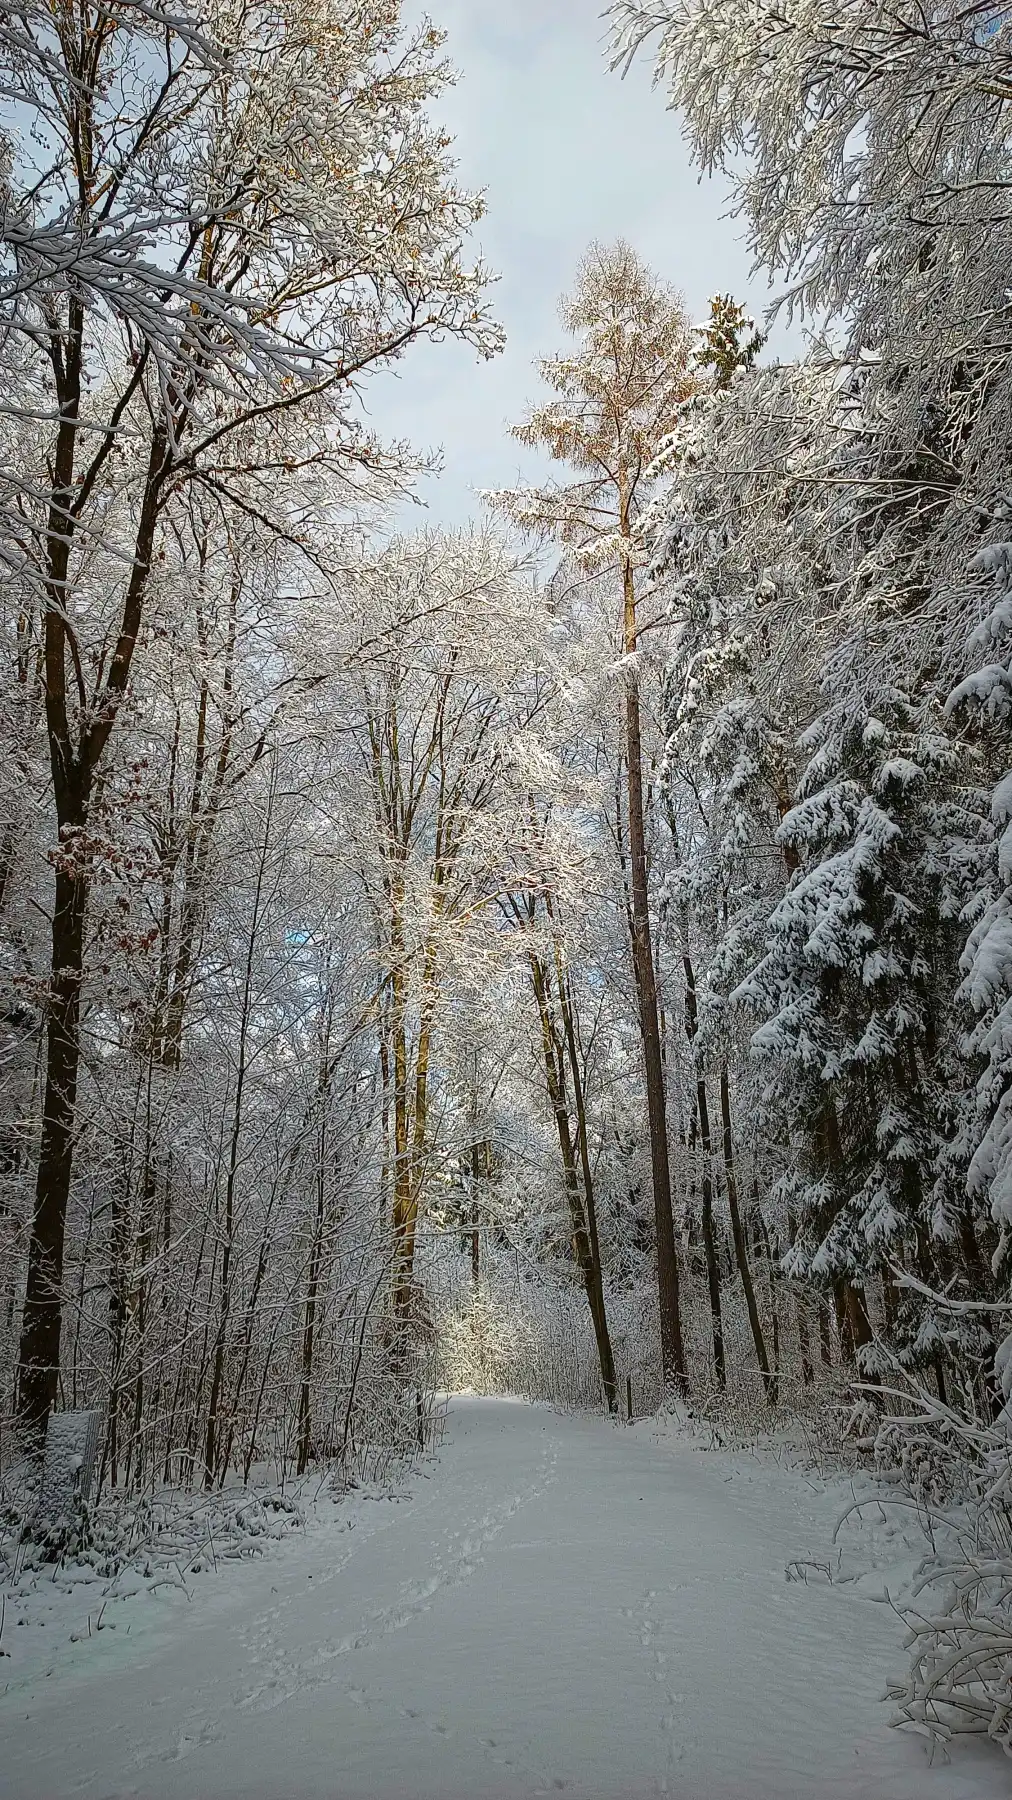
[359,0,797,531]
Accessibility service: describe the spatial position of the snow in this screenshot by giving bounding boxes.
[0,1396,1005,1800]
[37,1409,102,1525]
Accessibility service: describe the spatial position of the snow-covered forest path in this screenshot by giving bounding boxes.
[1,1397,1004,1800]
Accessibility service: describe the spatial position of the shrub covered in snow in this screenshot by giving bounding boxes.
[864,1371,1012,1757]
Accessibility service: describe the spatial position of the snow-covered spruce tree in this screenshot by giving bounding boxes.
[948,539,1012,1410]
[734,685,987,1387]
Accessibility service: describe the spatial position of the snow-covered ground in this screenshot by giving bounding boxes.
[0,1395,1005,1799]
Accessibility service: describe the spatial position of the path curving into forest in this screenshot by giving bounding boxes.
[0,1397,1004,1800]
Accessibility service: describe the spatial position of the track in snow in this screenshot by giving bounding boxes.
[0,1396,1004,1799]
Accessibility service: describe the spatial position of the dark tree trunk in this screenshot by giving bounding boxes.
[297,1168,326,1477]
[848,1283,872,1351]
[471,1140,481,1290]
[834,1280,856,1365]
[18,406,169,1438]
[818,1303,834,1369]
[798,1302,815,1386]
[719,1066,774,1402]
[695,1079,725,1389]
[624,671,685,1394]
[204,775,272,1485]
[17,852,88,1433]
[557,958,618,1414]
[680,943,721,1386]
[621,538,686,1397]
[529,950,618,1413]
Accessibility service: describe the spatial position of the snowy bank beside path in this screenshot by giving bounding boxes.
[0,1395,1005,1800]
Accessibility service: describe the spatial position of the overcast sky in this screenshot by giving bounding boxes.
[361,1,780,527]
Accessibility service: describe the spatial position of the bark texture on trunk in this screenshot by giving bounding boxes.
[695,1078,725,1390]
[719,1065,774,1402]
[17,856,88,1430]
[622,553,686,1396]
[680,944,722,1387]
[529,948,618,1413]
[18,395,170,1435]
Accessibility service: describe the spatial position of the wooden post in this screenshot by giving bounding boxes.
[626,1375,634,1423]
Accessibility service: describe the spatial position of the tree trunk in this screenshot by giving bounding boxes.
[297,1135,328,1477]
[679,942,721,1386]
[388,875,419,1328]
[529,951,618,1413]
[622,555,686,1396]
[696,1080,725,1390]
[818,1302,834,1369]
[204,773,274,1484]
[470,1140,481,1290]
[834,1280,856,1365]
[16,853,88,1433]
[719,1066,774,1401]
[752,1194,783,1396]
[18,393,169,1438]
[797,1302,815,1386]
[554,949,618,1415]
[844,1282,878,1394]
